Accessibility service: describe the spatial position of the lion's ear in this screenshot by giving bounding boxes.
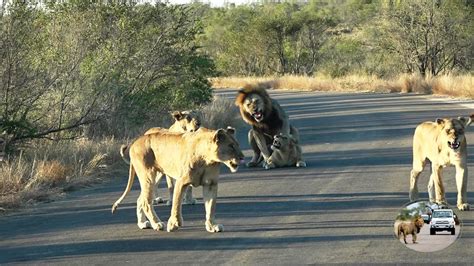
[226,126,236,135]
[214,129,227,143]
[436,118,445,125]
[172,111,184,121]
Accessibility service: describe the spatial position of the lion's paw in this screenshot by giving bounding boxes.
[206,222,224,233]
[153,221,166,231]
[458,203,470,211]
[296,161,306,168]
[264,162,275,170]
[137,221,151,229]
[167,218,180,232]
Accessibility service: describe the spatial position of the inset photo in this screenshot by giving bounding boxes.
[393,201,461,252]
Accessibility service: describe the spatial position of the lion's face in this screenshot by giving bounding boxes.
[242,94,265,122]
[172,111,201,132]
[415,217,424,233]
[271,133,295,152]
[437,117,471,152]
[213,127,244,173]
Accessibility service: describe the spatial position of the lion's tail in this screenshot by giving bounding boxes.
[120,144,131,165]
[111,163,136,214]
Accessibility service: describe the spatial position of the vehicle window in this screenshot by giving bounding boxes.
[432,211,452,218]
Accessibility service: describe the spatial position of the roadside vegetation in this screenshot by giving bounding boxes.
[212,74,474,98]
[0,0,472,212]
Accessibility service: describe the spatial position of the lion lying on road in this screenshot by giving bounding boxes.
[395,217,424,244]
[121,110,201,205]
[235,83,303,169]
[266,133,306,169]
[409,115,473,211]
[112,127,244,233]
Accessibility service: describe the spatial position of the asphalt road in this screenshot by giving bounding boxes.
[1,90,474,264]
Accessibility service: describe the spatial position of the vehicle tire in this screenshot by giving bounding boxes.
[430,229,435,235]
[451,228,455,235]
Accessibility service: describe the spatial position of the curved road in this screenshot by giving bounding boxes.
[1,89,473,264]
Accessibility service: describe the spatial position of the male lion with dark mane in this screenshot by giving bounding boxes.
[235,83,304,169]
[394,217,424,244]
[112,127,244,233]
[409,115,473,211]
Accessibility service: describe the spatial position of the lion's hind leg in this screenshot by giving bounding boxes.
[135,164,165,231]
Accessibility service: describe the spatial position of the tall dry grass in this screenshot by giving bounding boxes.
[0,138,124,212]
[199,96,244,130]
[211,74,474,98]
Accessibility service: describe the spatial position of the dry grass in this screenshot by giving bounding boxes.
[211,74,474,98]
[0,138,124,212]
[199,96,244,130]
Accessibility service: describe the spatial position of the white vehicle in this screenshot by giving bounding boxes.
[430,209,455,235]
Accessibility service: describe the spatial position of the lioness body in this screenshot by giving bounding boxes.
[120,111,201,205]
[235,84,304,168]
[112,127,244,233]
[266,133,306,169]
[395,217,424,244]
[409,116,473,211]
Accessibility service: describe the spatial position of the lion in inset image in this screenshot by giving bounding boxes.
[409,115,473,211]
[265,133,306,169]
[121,110,201,205]
[395,217,424,244]
[112,127,244,233]
[235,83,303,169]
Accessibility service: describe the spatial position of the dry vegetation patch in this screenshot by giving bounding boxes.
[211,74,474,99]
[0,138,124,212]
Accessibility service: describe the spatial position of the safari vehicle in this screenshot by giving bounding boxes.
[430,209,455,235]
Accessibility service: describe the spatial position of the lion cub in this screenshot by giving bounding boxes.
[409,115,473,211]
[265,133,306,169]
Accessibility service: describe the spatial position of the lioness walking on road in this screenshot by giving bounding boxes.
[409,115,473,211]
[112,127,244,233]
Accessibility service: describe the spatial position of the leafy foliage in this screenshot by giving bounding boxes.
[0,1,214,142]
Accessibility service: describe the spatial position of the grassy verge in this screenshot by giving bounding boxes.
[211,74,474,99]
[0,96,242,213]
[0,138,125,212]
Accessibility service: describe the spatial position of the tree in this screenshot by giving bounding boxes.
[379,0,473,76]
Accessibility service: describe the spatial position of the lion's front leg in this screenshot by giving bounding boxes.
[431,164,446,204]
[167,179,187,232]
[455,163,470,211]
[203,183,223,233]
[247,129,263,167]
[252,129,272,163]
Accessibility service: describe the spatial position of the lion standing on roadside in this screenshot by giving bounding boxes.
[395,217,424,244]
[409,115,473,211]
[112,127,244,233]
[235,83,305,169]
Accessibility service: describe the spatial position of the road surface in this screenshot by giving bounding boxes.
[1,90,473,264]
